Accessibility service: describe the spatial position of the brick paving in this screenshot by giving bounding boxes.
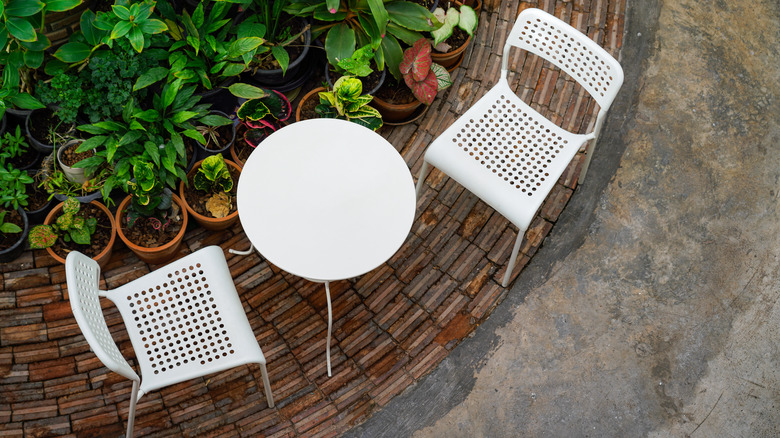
[0,1,626,436]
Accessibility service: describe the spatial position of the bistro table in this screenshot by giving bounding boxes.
[233,118,416,376]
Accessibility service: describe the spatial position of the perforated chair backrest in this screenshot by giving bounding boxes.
[66,252,139,382]
[503,8,624,110]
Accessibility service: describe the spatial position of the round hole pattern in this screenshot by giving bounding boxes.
[125,264,234,375]
[72,260,129,369]
[516,17,615,99]
[452,95,566,196]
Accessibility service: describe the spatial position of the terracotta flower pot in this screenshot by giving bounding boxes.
[431,35,472,72]
[295,87,326,122]
[44,200,116,268]
[456,0,481,13]
[115,194,189,265]
[371,94,426,124]
[179,159,242,231]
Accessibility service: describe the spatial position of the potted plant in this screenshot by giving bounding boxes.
[429,3,478,71]
[0,125,41,171]
[115,159,189,265]
[238,0,316,91]
[308,76,383,131]
[227,83,291,166]
[0,163,32,262]
[28,196,117,268]
[324,44,386,96]
[373,38,452,123]
[193,111,236,160]
[37,152,108,204]
[289,0,442,80]
[179,154,240,230]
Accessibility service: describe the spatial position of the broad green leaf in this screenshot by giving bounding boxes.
[143,142,160,167]
[133,109,159,122]
[171,111,197,123]
[163,79,183,110]
[366,0,389,38]
[93,120,125,131]
[385,2,437,31]
[431,62,452,91]
[221,62,245,77]
[111,5,131,21]
[53,41,91,63]
[386,21,424,46]
[228,37,264,58]
[191,2,205,28]
[133,67,168,91]
[458,6,478,36]
[5,0,43,17]
[270,46,289,74]
[23,49,43,69]
[6,17,37,42]
[10,92,44,109]
[79,10,103,46]
[128,26,144,52]
[0,24,7,50]
[118,131,143,147]
[182,129,206,145]
[198,114,232,126]
[325,23,355,68]
[228,83,270,100]
[138,19,168,35]
[19,32,50,51]
[110,21,133,40]
[45,0,81,12]
[75,135,107,152]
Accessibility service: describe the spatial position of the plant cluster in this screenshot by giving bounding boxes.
[28,197,97,249]
[431,4,477,51]
[240,1,310,76]
[193,154,233,217]
[0,126,31,164]
[0,165,33,210]
[316,75,383,131]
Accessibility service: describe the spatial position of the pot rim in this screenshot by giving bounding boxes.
[115,193,189,255]
[179,159,242,225]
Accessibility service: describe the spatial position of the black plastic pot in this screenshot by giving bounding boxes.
[52,190,103,204]
[194,110,237,161]
[246,19,314,91]
[195,77,238,114]
[325,66,387,96]
[25,108,56,154]
[0,207,29,263]
[0,114,6,137]
[23,171,55,225]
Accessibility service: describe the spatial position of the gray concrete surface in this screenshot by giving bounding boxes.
[346,0,780,436]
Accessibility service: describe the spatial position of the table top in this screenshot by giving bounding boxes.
[237,118,416,282]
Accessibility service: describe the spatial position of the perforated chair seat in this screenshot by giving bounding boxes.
[417,8,624,287]
[66,246,273,437]
[425,78,593,233]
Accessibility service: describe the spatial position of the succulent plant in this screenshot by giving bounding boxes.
[399,39,452,105]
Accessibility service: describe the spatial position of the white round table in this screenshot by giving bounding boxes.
[236,118,416,376]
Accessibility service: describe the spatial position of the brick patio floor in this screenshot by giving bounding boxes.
[0,1,626,436]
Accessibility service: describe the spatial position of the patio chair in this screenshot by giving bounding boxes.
[416,8,624,287]
[66,246,274,437]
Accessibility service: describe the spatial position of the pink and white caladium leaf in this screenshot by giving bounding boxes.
[406,69,438,105]
[430,63,452,91]
[399,38,432,82]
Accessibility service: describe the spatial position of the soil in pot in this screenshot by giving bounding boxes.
[182,165,240,218]
[231,124,254,165]
[120,212,184,249]
[48,203,112,260]
[434,26,470,55]
[59,143,93,167]
[296,87,324,122]
[28,108,73,147]
[253,17,308,72]
[375,77,418,105]
[199,123,234,153]
[0,209,25,251]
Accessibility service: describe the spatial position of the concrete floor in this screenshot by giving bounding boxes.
[347,0,780,436]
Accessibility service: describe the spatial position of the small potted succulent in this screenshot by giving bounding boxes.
[373,38,452,123]
[228,83,292,166]
[115,160,188,265]
[28,196,116,268]
[310,76,383,131]
[430,3,478,71]
[180,154,240,231]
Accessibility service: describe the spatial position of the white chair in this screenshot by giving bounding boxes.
[66,246,274,437]
[417,8,624,286]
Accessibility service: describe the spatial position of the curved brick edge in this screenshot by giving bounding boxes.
[0,1,626,436]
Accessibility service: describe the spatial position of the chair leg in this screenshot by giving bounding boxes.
[324,281,333,377]
[126,379,139,438]
[579,139,596,183]
[415,161,430,198]
[502,231,525,287]
[259,362,274,408]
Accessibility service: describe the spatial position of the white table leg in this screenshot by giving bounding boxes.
[324,281,333,377]
[228,243,255,256]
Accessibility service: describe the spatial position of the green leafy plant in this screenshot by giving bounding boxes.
[230,83,291,148]
[28,197,97,249]
[53,0,169,65]
[0,0,85,118]
[154,0,262,91]
[0,125,31,165]
[0,163,33,209]
[40,38,165,124]
[430,4,477,51]
[36,152,112,203]
[334,44,374,77]
[124,159,178,230]
[287,0,441,78]
[0,210,22,234]
[399,38,452,105]
[316,75,383,131]
[193,153,233,217]
[239,0,309,76]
